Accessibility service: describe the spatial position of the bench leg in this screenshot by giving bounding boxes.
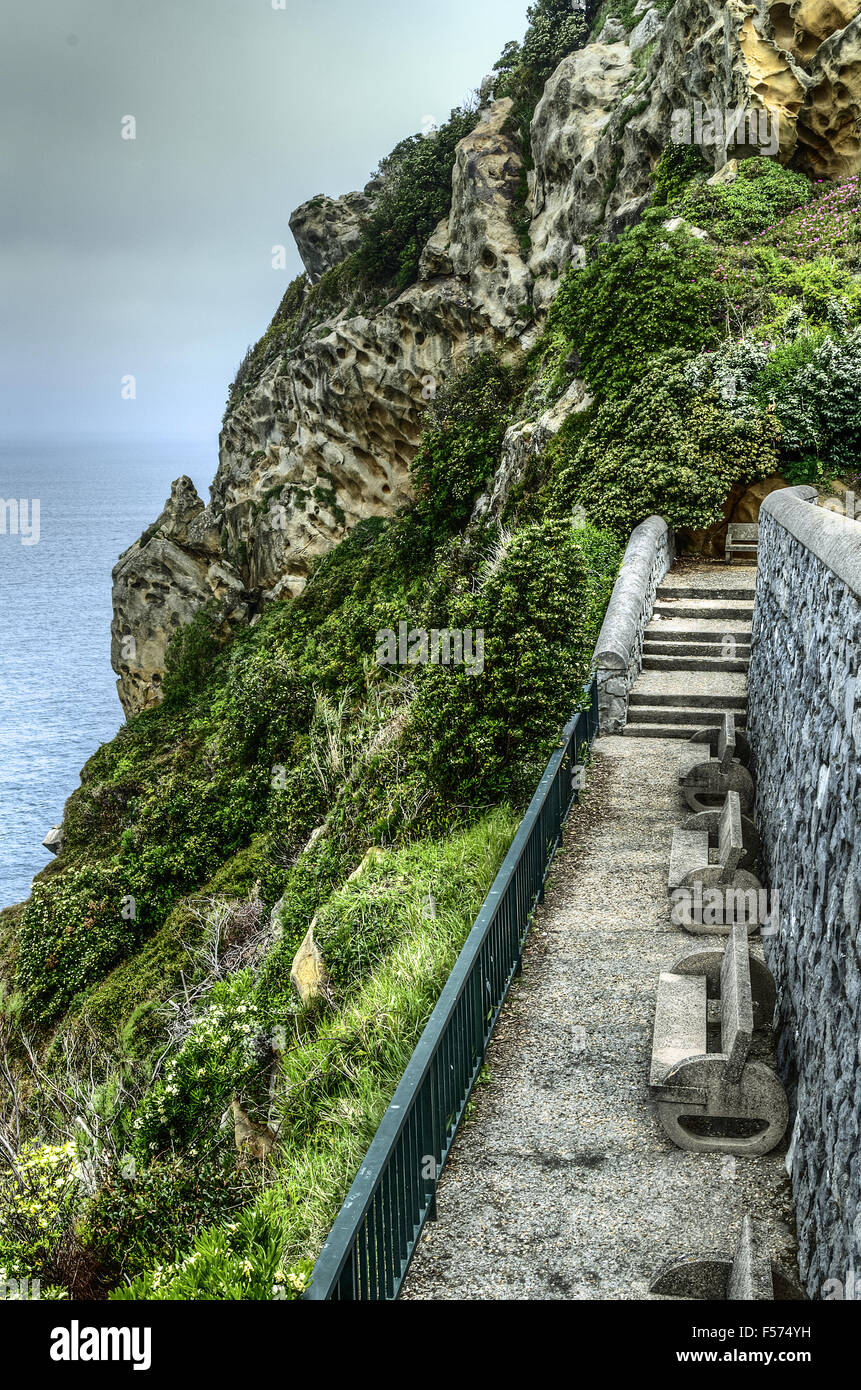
[655,1061,788,1157]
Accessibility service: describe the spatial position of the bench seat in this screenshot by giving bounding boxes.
[650,972,707,1088]
[668,828,710,891]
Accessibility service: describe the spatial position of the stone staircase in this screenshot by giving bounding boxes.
[623,566,757,740]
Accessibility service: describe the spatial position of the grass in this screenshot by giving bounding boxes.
[112,807,519,1298]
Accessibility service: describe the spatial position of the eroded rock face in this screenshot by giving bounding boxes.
[529,42,634,299]
[289,185,377,283]
[529,0,861,265]
[113,101,533,715]
[111,478,251,717]
[113,6,861,716]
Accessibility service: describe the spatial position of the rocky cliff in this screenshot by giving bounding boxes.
[112,0,861,717]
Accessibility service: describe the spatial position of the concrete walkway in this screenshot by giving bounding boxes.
[401,606,798,1298]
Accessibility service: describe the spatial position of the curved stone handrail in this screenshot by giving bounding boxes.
[759,483,861,590]
[595,515,674,732]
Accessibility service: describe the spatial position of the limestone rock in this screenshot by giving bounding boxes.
[290,916,330,1004]
[289,186,375,284]
[474,377,593,523]
[629,7,664,53]
[42,826,63,856]
[110,478,251,718]
[447,98,534,333]
[346,846,383,883]
[529,42,635,287]
[231,1097,276,1161]
[707,158,740,185]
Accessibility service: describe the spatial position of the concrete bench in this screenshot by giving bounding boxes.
[649,1214,805,1300]
[678,712,749,781]
[649,922,788,1155]
[677,804,760,874]
[669,791,764,932]
[679,714,755,813]
[726,522,758,564]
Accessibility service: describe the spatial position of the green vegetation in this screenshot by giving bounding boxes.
[354,108,480,289]
[8,0,861,1301]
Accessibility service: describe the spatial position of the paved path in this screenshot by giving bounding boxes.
[401,585,798,1298]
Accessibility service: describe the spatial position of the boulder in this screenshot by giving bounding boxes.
[42,825,63,856]
[290,916,330,1005]
[289,186,375,284]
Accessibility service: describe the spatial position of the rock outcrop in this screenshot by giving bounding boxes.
[113,100,533,714]
[112,1,861,716]
[111,477,250,716]
[288,183,379,284]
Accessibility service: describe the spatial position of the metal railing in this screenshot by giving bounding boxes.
[303,676,600,1300]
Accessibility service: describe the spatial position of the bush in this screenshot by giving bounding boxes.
[680,157,812,243]
[549,355,781,538]
[545,223,724,399]
[0,1140,78,1292]
[756,324,861,473]
[354,107,479,289]
[17,867,137,1023]
[651,143,710,207]
[407,521,621,801]
[162,606,224,709]
[81,1155,255,1284]
[410,354,522,531]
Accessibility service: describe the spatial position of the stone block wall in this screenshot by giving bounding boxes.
[748,486,861,1299]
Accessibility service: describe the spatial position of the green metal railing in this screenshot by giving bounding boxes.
[303,676,600,1300]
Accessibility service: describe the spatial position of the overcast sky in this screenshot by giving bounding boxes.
[0,0,530,451]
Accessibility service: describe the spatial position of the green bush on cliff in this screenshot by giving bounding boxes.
[407,520,621,801]
[409,354,523,532]
[547,354,781,538]
[679,157,812,242]
[17,867,137,1022]
[545,222,724,399]
[354,106,480,289]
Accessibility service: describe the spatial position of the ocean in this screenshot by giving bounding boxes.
[0,441,211,910]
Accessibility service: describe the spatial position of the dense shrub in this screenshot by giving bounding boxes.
[161,606,223,709]
[651,142,710,207]
[680,157,812,242]
[548,355,781,537]
[0,1140,77,1293]
[354,107,479,289]
[17,867,137,1023]
[81,1154,255,1284]
[756,323,861,474]
[407,521,621,801]
[545,223,724,399]
[409,354,522,531]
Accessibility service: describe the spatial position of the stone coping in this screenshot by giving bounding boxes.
[594,515,673,673]
[760,484,861,595]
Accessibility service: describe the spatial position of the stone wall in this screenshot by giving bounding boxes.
[747,485,861,1299]
[594,516,674,733]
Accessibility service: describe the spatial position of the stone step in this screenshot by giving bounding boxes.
[645,626,752,644]
[630,670,747,703]
[641,654,750,672]
[656,585,756,601]
[623,708,747,738]
[643,639,751,658]
[653,600,755,621]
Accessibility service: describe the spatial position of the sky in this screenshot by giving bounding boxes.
[0,0,532,456]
